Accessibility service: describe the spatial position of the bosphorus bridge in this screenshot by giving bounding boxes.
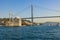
[10,4,60,24]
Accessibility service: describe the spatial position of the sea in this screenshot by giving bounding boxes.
[0,25,60,40]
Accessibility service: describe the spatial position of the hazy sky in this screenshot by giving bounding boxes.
[0,0,60,18]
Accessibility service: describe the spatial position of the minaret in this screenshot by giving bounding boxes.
[9,12,14,22]
[9,12,11,22]
[8,12,14,26]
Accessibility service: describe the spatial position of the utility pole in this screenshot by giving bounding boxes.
[31,5,33,26]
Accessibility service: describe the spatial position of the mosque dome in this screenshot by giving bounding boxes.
[15,16,20,19]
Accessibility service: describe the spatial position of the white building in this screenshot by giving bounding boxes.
[5,17,22,26]
[14,17,22,26]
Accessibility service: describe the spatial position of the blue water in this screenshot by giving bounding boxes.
[0,25,60,40]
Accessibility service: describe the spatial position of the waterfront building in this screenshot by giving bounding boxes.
[14,17,22,26]
[5,17,22,26]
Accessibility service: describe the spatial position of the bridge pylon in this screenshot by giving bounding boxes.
[31,4,33,25]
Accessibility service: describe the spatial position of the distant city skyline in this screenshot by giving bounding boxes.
[0,0,60,18]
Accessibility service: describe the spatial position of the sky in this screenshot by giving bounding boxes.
[0,0,60,18]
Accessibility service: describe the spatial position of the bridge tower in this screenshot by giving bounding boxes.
[31,5,33,25]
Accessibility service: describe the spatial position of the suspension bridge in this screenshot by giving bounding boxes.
[9,4,60,26]
[19,5,60,23]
